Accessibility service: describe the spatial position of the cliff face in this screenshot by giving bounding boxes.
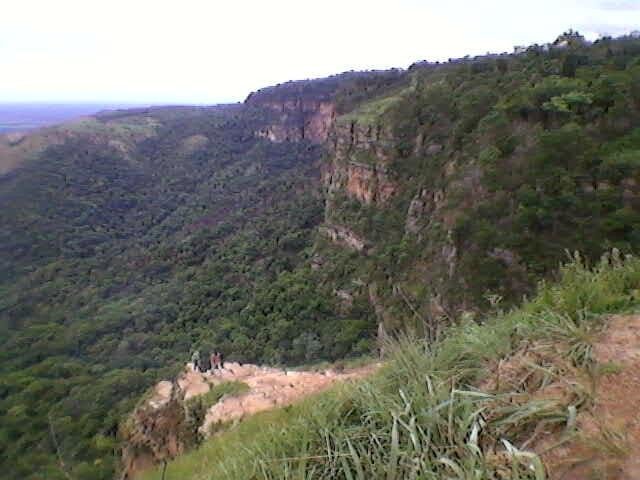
[252,98,336,143]
[244,70,406,144]
[120,381,193,480]
[251,37,640,338]
[324,120,397,205]
[319,223,368,252]
[246,73,463,332]
[245,78,340,143]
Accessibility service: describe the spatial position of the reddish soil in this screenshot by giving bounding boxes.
[538,315,640,479]
[178,362,379,436]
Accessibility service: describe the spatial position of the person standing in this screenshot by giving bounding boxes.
[191,350,201,372]
[210,351,218,373]
[200,351,211,373]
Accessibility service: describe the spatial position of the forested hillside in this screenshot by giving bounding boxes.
[0,100,374,479]
[317,31,640,339]
[2,32,640,480]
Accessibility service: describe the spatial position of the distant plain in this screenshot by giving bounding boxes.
[0,103,147,132]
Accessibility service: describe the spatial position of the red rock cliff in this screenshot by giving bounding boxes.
[245,78,340,143]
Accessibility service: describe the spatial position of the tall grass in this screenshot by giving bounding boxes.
[141,252,640,480]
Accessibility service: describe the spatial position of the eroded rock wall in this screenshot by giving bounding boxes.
[120,381,193,480]
[323,120,396,205]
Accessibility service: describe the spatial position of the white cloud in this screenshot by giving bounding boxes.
[1,0,639,103]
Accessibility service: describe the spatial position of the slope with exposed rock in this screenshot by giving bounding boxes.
[122,361,377,478]
[311,33,640,341]
[3,33,640,480]
[138,254,640,480]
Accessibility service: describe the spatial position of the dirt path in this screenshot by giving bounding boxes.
[539,315,640,479]
[176,362,379,436]
[124,360,379,478]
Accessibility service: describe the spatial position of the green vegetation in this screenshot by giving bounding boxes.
[196,381,250,409]
[338,93,404,126]
[0,105,373,479]
[143,252,640,479]
[2,33,640,479]
[185,381,250,438]
[323,33,640,329]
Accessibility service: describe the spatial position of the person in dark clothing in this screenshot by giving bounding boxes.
[199,352,211,373]
[218,351,224,369]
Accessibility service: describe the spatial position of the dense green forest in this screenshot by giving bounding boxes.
[2,32,640,479]
[0,103,374,479]
[318,32,640,335]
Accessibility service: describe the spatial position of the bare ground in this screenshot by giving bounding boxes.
[538,315,640,479]
[177,361,379,436]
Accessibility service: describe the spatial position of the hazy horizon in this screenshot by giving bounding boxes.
[2,0,640,104]
[0,101,216,106]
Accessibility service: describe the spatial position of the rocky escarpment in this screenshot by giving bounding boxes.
[244,71,405,144]
[252,98,336,143]
[245,79,337,143]
[319,224,368,252]
[120,381,194,480]
[246,77,404,252]
[323,120,397,205]
[404,187,446,235]
[319,118,400,258]
[121,362,376,479]
[248,39,640,342]
[247,74,469,341]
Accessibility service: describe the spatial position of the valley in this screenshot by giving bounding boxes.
[1,32,640,479]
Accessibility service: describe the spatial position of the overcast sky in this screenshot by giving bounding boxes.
[1,0,639,104]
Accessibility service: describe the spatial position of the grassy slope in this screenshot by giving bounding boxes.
[145,251,640,479]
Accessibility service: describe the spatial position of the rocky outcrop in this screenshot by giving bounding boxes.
[246,76,398,204]
[335,289,354,308]
[320,224,368,252]
[332,121,387,155]
[121,361,377,478]
[405,189,432,234]
[198,362,375,435]
[246,78,342,143]
[323,120,397,206]
[254,100,336,143]
[331,160,395,204]
[120,381,192,480]
[405,188,446,235]
[245,71,401,144]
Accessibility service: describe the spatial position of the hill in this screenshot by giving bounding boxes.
[316,33,640,339]
[0,103,126,134]
[120,360,377,478]
[141,253,640,479]
[1,32,640,479]
[0,103,345,479]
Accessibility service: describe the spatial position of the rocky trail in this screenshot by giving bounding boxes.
[180,361,379,434]
[126,314,640,479]
[124,361,379,478]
